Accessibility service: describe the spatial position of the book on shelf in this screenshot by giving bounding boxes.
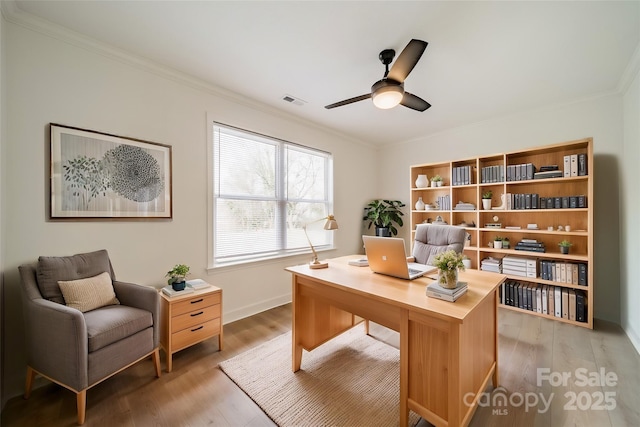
[162,285,195,297]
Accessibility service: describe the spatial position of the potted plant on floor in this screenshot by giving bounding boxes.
[482,190,493,210]
[558,240,572,255]
[166,264,190,291]
[363,199,405,237]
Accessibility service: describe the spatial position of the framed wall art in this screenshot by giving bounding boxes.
[50,124,172,219]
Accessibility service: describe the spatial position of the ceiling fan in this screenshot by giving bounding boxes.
[325,39,431,112]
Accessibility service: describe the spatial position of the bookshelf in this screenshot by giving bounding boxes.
[410,138,593,328]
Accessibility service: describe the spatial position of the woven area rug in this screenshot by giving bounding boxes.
[219,324,420,427]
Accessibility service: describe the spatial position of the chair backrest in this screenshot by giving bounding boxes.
[30,249,115,304]
[412,224,466,265]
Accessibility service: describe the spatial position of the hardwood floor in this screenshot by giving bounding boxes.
[2,305,639,426]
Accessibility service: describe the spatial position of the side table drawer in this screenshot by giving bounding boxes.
[173,292,221,317]
[171,319,221,352]
[171,304,221,333]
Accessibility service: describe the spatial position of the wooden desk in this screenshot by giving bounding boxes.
[286,256,505,427]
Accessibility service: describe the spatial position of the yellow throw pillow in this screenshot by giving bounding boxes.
[58,272,120,312]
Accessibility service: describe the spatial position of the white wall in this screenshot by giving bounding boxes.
[1,21,377,402]
[621,67,640,353]
[378,95,624,323]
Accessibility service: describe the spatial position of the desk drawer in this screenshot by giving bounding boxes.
[173,292,221,317]
[171,304,220,333]
[171,319,220,352]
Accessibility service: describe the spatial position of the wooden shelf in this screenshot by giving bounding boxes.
[410,138,593,328]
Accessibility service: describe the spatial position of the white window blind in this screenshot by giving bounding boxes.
[212,123,333,267]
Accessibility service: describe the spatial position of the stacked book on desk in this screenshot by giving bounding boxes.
[426,281,468,302]
[481,257,502,273]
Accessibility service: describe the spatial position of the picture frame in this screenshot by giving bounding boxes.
[50,124,172,219]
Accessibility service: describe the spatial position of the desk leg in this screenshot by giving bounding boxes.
[292,277,302,372]
[492,288,500,387]
[399,310,409,427]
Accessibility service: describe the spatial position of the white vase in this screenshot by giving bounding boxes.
[415,174,428,188]
[482,199,492,210]
[494,240,503,249]
[415,197,425,211]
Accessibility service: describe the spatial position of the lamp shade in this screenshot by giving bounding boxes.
[372,86,404,109]
[323,215,338,230]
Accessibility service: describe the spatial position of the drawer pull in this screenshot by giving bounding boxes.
[190,311,204,317]
[191,326,204,332]
[191,298,204,304]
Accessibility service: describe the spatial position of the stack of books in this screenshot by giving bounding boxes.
[186,279,212,290]
[515,239,546,253]
[426,281,468,302]
[481,257,502,273]
[162,279,212,297]
[454,201,476,211]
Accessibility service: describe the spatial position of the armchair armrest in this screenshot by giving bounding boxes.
[23,298,89,391]
[113,281,160,347]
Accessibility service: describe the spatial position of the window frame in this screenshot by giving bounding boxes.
[207,121,334,269]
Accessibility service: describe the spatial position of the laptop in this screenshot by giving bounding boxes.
[362,235,437,280]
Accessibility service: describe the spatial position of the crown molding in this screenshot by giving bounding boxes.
[617,41,640,94]
[0,0,369,148]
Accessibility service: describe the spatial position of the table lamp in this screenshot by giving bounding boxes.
[304,214,338,269]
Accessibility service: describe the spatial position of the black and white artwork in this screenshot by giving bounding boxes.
[50,124,172,219]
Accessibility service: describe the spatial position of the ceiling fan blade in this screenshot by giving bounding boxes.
[324,94,371,109]
[401,92,431,112]
[387,39,428,83]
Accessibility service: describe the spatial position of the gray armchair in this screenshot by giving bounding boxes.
[18,249,161,425]
[412,223,466,264]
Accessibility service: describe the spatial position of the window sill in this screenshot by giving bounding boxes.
[207,246,337,274]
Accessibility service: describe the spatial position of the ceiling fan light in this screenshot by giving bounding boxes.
[372,86,404,109]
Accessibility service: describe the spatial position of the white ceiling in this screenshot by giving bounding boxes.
[9,0,640,146]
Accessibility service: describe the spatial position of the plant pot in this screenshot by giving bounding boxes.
[502,241,510,249]
[437,181,443,187]
[482,199,492,210]
[375,227,391,237]
[438,268,459,289]
[431,181,438,187]
[462,259,472,269]
[171,280,187,291]
[560,246,570,255]
[494,240,502,249]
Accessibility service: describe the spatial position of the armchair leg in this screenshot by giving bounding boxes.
[24,366,36,399]
[152,348,161,378]
[76,390,86,425]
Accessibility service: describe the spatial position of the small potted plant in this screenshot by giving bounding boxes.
[431,175,443,187]
[502,237,510,249]
[462,254,472,269]
[363,199,405,237]
[482,190,492,210]
[166,264,190,291]
[493,236,504,249]
[433,250,466,289]
[558,240,573,255]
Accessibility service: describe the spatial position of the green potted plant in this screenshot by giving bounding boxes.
[482,190,493,210]
[493,236,504,249]
[433,250,466,289]
[558,240,573,255]
[166,264,190,291]
[431,174,443,187]
[502,237,510,249]
[363,199,405,237]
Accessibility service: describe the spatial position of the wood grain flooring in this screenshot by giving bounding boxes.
[2,305,638,426]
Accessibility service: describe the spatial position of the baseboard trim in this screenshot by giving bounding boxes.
[223,294,291,324]
[624,323,640,356]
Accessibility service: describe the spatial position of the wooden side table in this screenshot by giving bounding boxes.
[159,284,223,372]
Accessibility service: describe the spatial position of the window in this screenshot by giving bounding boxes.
[211,123,333,267]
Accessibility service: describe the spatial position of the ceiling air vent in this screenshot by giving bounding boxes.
[282,94,306,106]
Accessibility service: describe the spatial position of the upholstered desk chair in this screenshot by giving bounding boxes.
[411,223,466,264]
[18,249,161,425]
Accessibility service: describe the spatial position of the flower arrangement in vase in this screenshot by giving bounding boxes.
[432,250,465,289]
